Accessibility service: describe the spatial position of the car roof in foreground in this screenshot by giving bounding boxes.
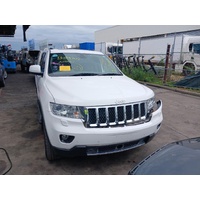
[128,137,200,175]
[50,49,104,55]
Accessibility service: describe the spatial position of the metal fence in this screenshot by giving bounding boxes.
[111,52,200,79]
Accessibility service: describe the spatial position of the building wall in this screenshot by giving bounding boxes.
[95,25,200,43]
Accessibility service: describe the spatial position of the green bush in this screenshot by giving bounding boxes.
[122,67,162,84]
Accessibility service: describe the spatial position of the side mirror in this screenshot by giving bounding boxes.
[29,65,43,76]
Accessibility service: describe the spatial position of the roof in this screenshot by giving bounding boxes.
[95,25,200,43]
[49,49,103,55]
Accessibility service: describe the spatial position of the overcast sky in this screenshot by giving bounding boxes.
[0,0,197,51]
[0,25,111,50]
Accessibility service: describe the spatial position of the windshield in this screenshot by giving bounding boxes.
[107,46,123,54]
[48,53,122,76]
[193,44,200,54]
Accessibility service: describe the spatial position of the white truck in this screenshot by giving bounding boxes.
[123,35,200,73]
[95,42,123,56]
[29,48,163,161]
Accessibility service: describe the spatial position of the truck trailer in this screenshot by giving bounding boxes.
[123,34,200,73]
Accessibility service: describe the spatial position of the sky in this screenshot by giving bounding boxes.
[1,0,198,51]
[0,25,111,50]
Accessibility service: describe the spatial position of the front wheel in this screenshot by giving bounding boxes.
[0,74,5,87]
[43,122,59,161]
[21,64,25,72]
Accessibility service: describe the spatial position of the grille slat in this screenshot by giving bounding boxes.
[86,101,150,128]
[138,103,141,120]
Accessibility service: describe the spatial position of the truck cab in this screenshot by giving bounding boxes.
[95,42,123,56]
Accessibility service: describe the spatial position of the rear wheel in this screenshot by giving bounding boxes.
[43,121,59,161]
[182,63,195,76]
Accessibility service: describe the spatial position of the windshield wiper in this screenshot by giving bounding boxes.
[71,73,100,76]
[99,73,122,76]
[71,73,122,76]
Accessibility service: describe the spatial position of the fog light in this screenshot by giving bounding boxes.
[60,134,74,143]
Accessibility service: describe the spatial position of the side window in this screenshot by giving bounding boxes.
[40,52,46,72]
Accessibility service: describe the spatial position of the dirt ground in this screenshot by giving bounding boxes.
[1,66,200,175]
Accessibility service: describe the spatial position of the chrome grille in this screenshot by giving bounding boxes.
[85,101,151,128]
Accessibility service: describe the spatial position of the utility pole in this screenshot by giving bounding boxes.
[163,44,171,84]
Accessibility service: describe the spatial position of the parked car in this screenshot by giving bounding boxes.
[0,63,7,88]
[28,50,40,64]
[128,137,200,175]
[21,50,40,72]
[29,48,163,161]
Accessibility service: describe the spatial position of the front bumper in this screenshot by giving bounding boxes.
[44,100,163,156]
[53,133,156,157]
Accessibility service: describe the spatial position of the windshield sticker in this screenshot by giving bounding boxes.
[65,56,80,61]
[59,66,71,71]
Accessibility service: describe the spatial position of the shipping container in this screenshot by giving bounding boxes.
[79,42,95,50]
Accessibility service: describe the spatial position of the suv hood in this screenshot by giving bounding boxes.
[45,75,154,106]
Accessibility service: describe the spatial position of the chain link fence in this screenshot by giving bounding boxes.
[111,52,200,78]
[109,52,200,89]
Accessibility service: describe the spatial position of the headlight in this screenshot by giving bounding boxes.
[50,102,85,119]
[147,97,156,112]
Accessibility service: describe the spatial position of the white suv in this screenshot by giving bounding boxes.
[30,48,163,161]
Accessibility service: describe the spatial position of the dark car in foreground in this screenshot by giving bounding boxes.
[129,137,200,175]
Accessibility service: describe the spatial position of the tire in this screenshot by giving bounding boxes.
[182,63,195,76]
[26,65,30,73]
[43,121,58,161]
[0,79,5,87]
[21,64,25,72]
[183,65,195,76]
[37,101,43,125]
[0,73,5,87]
